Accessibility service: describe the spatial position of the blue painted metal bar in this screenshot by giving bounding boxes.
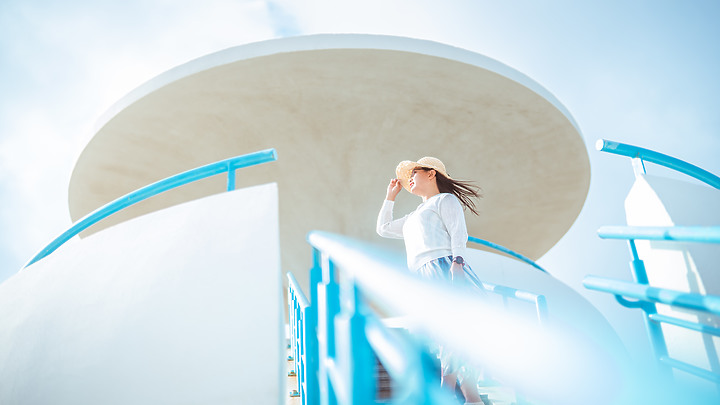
[468,236,547,273]
[583,276,720,316]
[288,272,310,309]
[596,139,720,189]
[344,282,376,405]
[649,313,720,337]
[315,247,341,405]
[608,237,671,376]
[226,161,236,191]
[598,226,720,244]
[25,148,277,267]
[481,281,548,324]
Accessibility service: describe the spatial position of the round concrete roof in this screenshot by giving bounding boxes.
[69,34,590,272]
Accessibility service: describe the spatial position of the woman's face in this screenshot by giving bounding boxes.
[409,167,434,195]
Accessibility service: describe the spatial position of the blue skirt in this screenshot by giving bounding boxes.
[416,256,484,292]
[416,256,485,378]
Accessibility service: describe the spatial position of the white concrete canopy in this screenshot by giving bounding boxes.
[68,34,590,278]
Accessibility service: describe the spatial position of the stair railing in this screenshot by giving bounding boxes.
[468,236,547,273]
[287,231,570,405]
[584,226,720,388]
[25,148,277,267]
[585,140,720,395]
[287,271,318,405]
[596,139,720,189]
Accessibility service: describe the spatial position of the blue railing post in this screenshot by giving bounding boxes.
[625,239,672,379]
[305,254,320,405]
[315,250,340,405]
[342,282,375,404]
[227,162,236,191]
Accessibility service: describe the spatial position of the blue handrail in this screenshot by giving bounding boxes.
[584,274,720,388]
[598,225,720,243]
[468,236,547,272]
[583,276,720,317]
[599,226,720,243]
[596,139,720,189]
[25,148,278,267]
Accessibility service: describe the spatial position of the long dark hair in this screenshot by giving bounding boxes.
[425,168,482,216]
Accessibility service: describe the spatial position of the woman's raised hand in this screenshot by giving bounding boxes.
[386,178,402,201]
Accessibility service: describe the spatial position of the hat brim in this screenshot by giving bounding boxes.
[395,160,421,192]
[395,160,451,192]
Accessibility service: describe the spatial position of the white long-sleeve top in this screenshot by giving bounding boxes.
[376,193,468,271]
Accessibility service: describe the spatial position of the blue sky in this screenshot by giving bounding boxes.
[0,0,718,308]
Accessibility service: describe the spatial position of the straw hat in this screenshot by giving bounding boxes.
[395,157,450,191]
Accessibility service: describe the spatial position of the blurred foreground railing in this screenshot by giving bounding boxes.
[287,231,561,405]
[25,149,277,267]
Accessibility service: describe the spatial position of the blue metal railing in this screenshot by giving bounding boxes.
[596,139,720,189]
[584,276,720,317]
[287,231,553,405]
[468,236,547,273]
[584,225,720,388]
[480,281,548,324]
[25,148,278,267]
[589,140,720,398]
[287,272,317,404]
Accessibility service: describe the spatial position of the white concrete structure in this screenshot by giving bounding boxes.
[0,184,282,404]
[66,34,590,294]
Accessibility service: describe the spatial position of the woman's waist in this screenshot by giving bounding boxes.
[408,249,453,270]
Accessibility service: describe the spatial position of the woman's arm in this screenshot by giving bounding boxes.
[376,178,406,239]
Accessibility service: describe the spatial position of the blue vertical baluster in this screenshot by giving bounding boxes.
[305,252,320,405]
[339,280,375,405]
[227,162,236,191]
[316,251,340,405]
[627,239,672,380]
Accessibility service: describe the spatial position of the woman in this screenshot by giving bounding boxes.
[376,156,487,405]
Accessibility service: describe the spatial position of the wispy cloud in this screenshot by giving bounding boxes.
[266,1,301,37]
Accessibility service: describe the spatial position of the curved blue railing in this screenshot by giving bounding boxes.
[596,139,720,189]
[25,148,278,268]
[468,236,547,273]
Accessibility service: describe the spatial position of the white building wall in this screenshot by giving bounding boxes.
[0,183,282,405]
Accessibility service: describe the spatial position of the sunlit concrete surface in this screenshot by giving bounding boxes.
[67,34,590,288]
[0,184,282,404]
